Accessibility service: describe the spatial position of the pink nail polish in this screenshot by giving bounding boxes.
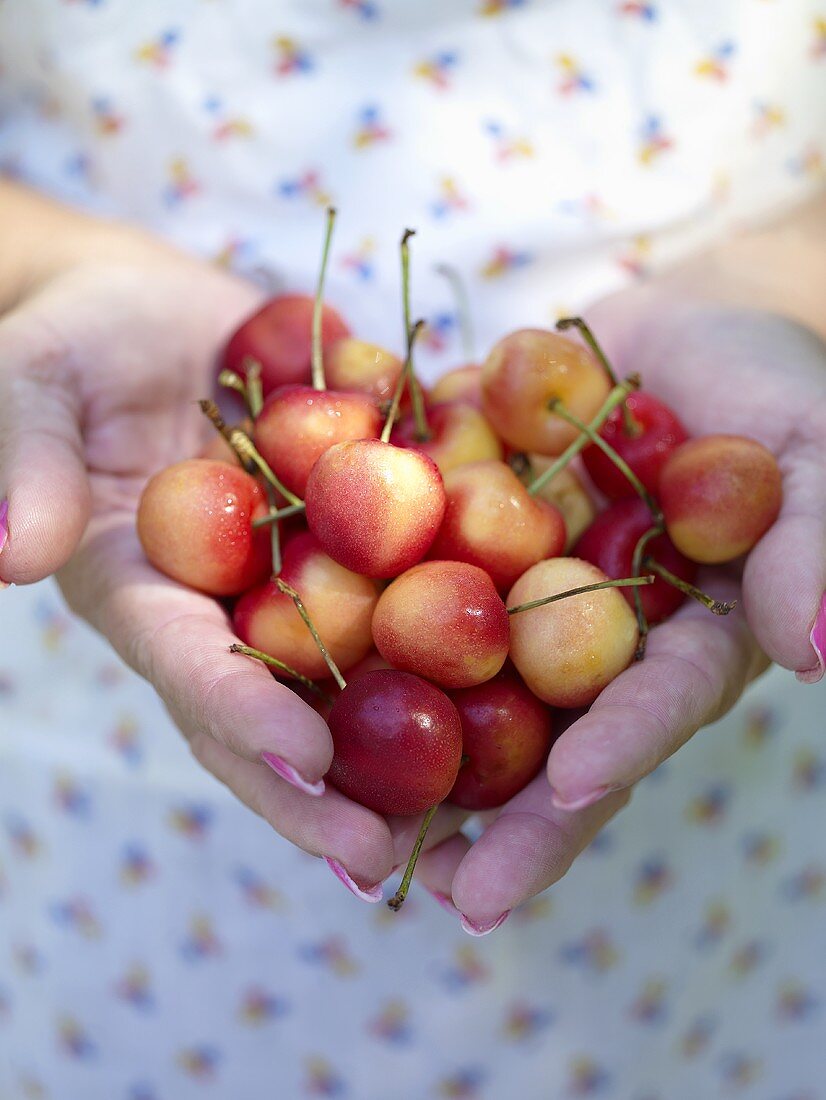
[551,785,611,813]
[460,910,510,937]
[0,499,8,555]
[796,592,826,685]
[427,889,459,915]
[261,752,325,797]
[324,858,383,903]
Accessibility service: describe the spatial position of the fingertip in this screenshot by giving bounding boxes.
[1,465,91,584]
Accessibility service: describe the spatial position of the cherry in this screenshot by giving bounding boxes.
[304,439,446,578]
[372,560,510,689]
[327,669,463,816]
[429,364,482,408]
[582,391,689,499]
[481,329,610,455]
[517,458,596,549]
[447,666,554,810]
[391,401,502,476]
[325,338,406,406]
[427,460,566,592]
[233,531,378,680]
[137,459,271,596]
[575,498,697,623]
[659,434,782,564]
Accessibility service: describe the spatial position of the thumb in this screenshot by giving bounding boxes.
[0,310,91,585]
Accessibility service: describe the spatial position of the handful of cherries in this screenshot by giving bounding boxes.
[137,211,782,909]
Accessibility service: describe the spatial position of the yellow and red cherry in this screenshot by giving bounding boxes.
[304,439,446,578]
[372,560,510,689]
[233,531,378,680]
[327,669,463,816]
[429,364,482,408]
[427,460,565,593]
[519,458,596,549]
[391,401,503,477]
[222,294,350,395]
[447,665,554,810]
[325,338,406,406]
[137,459,271,596]
[507,558,639,707]
[575,498,697,623]
[659,434,782,563]
[253,383,381,498]
[582,391,688,499]
[481,329,610,456]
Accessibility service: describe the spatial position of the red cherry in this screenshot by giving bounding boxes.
[222,294,350,395]
[581,391,688,499]
[574,498,697,623]
[447,666,554,810]
[327,669,463,816]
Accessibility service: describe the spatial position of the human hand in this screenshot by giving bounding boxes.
[0,192,404,896]
[414,296,826,933]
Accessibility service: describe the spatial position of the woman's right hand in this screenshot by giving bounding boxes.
[0,183,417,900]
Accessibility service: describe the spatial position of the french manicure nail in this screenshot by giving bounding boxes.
[460,910,510,937]
[0,499,8,555]
[261,752,325,797]
[324,858,383,903]
[796,592,826,685]
[427,888,459,915]
[551,785,611,813]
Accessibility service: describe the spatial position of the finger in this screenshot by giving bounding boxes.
[0,309,92,583]
[451,775,630,930]
[59,517,333,786]
[742,428,826,681]
[189,726,393,889]
[546,573,765,811]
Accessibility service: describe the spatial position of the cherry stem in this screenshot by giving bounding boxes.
[229,643,335,705]
[435,262,475,363]
[507,575,654,616]
[526,375,640,497]
[275,578,347,690]
[265,484,282,576]
[387,804,439,912]
[380,318,425,444]
[643,557,738,616]
[548,399,663,523]
[556,317,641,438]
[631,523,664,661]
[252,502,306,528]
[401,229,430,442]
[311,206,337,392]
[218,368,248,401]
[243,357,264,418]
[198,401,302,508]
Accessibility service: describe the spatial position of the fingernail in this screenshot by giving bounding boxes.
[551,785,611,812]
[261,752,325,797]
[0,499,8,589]
[324,858,383,903]
[427,888,459,915]
[796,593,826,685]
[460,910,510,937]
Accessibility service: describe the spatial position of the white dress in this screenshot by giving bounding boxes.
[1,2,825,1098]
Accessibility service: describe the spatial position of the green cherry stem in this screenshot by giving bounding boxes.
[387,803,440,911]
[252,502,307,529]
[400,229,430,442]
[435,262,475,363]
[643,557,738,616]
[265,484,282,576]
[244,357,265,418]
[506,575,654,616]
[229,643,335,705]
[218,368,249,402]
[548,400,663,523]
[380,318,425,444]
[526,375,641,498]
[631,523,664,661]
[556,316,640,437]
[311,206,337,392]
[275,578,347,690]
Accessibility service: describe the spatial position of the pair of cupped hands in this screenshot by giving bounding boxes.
[1,201,824,935]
